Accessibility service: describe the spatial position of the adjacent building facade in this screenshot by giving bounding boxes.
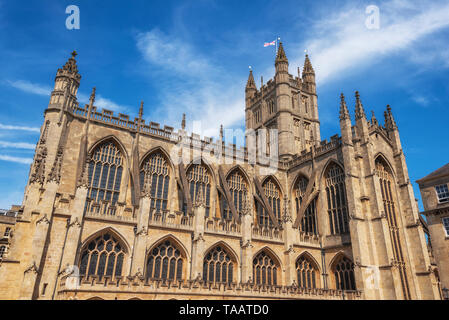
[0,43,441,300]
[417,163,449,298]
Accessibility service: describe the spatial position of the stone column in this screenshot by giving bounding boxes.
[131,190,151,276]
[190,196,206,280]
[283,196,296,285]
[240,197,253,283]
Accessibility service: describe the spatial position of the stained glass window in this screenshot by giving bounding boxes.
[253,251,278,286]
[295,176,318,235]
[256,178,282,227]
[186,164,212,217]
[146,240,183,281]
[202,246,234,284]
[296,255,319,288]
[222,170,248,220]
[140,152,170,216]
[79,233,125,279]
[333,256,355,291]
[325,164,349,235]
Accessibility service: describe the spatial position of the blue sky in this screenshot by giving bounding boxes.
[0,0,448,210]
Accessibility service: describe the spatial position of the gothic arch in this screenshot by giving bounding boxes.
[328,251,351,269]
[225,165,252,192]
[87,296,104,300]
[374,153,396,178]
[80,227,130,254]
[319,158,345,183]
[204,241,239,264]
[261,175,284,197]
[253,246,283,269]
[296,251,321,273]
[329,252,356,291]
[290,171,311,196]
[186,156,217,185]
[88,135,129,163]
[147,234,190,260]
[139,146,175,173]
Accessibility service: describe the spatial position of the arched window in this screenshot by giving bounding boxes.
[87,141,123,214]
[376,157,411,299]
[325,164,349,235]
[0,245,6,258]
[295,176,318,235]
[221,170,248,220]
[186,163,212,217]
[333,255,356,291]
[146,240,183,281]
[79,233,125,279]
[253,251,278,286]
[202,246,234,284]
[296,255,319,289]
[140,152,170,215]
[256,178,282,227]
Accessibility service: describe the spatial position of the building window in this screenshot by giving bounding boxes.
[221,170,248,220]
[325,164,349,235]
[140,152,170,215]
[87,141,123,214]
[333,256,356,291]
[295,176,318,235]
[79,233,125,279]
[443,217,449,236]
[253,251,278,286]
[376,157,411,299]
[256,178,282,227]
[4,227,11,237]
[186,163,212,217]
[146,240,183,281]
[436,184,449,203]
[203,246,234,284]
[0,245,6,258]
[296,255,319,289]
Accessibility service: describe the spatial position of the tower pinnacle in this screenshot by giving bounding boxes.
[355,91,366,120]
[339,93,350,121]
[275,42,288,64]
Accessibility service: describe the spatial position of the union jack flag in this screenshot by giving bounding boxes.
[264,40,276,47]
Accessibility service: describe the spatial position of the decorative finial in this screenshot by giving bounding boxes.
[139,101,144,119]
[181,113,186,130]
[89,87,96,104]
[220,124,224,139]
[71,50,77,58]
[355,91,366,120]
[339,93,350,121]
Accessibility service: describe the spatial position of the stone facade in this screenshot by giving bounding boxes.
[417,163,449,298]
[0,44,441,300]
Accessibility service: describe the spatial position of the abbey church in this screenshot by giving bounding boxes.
[0,43,442,300]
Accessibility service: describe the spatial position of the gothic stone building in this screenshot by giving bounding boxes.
[0,43,441,300]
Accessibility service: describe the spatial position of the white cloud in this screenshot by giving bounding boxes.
[289,0,449,84]
[0,155,33,165]
[0,123,40,133]
[0,141,36,150]
[136,29,245,138]
[6,80,51,96]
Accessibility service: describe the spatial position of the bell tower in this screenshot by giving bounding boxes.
[244,43,320,160]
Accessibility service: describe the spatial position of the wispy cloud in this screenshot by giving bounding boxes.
[0,141,36,150]
[5,80,129,113]
[289,0,449,84]
[6,80,51,96]
[136,29,245,138]
[0,123,40,133]
[0,155,33,165]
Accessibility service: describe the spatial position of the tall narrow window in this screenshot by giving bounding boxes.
[87,141,123,213]
[203,246,234,284]
[146,240,184,281]
[186,163,212,217]
[376,158,411,300]
[256,178,282,227]
[79,233,125,279]
[325,164,349,235]
[0,245,6,258]
[443,217,449,237]
[4,227,11,237]
[296,255,319,289]
[253,251,278,286]
[140,152,170,215]
[295,176,318,235]
[222,170,248,220]
[333,255,356,291]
